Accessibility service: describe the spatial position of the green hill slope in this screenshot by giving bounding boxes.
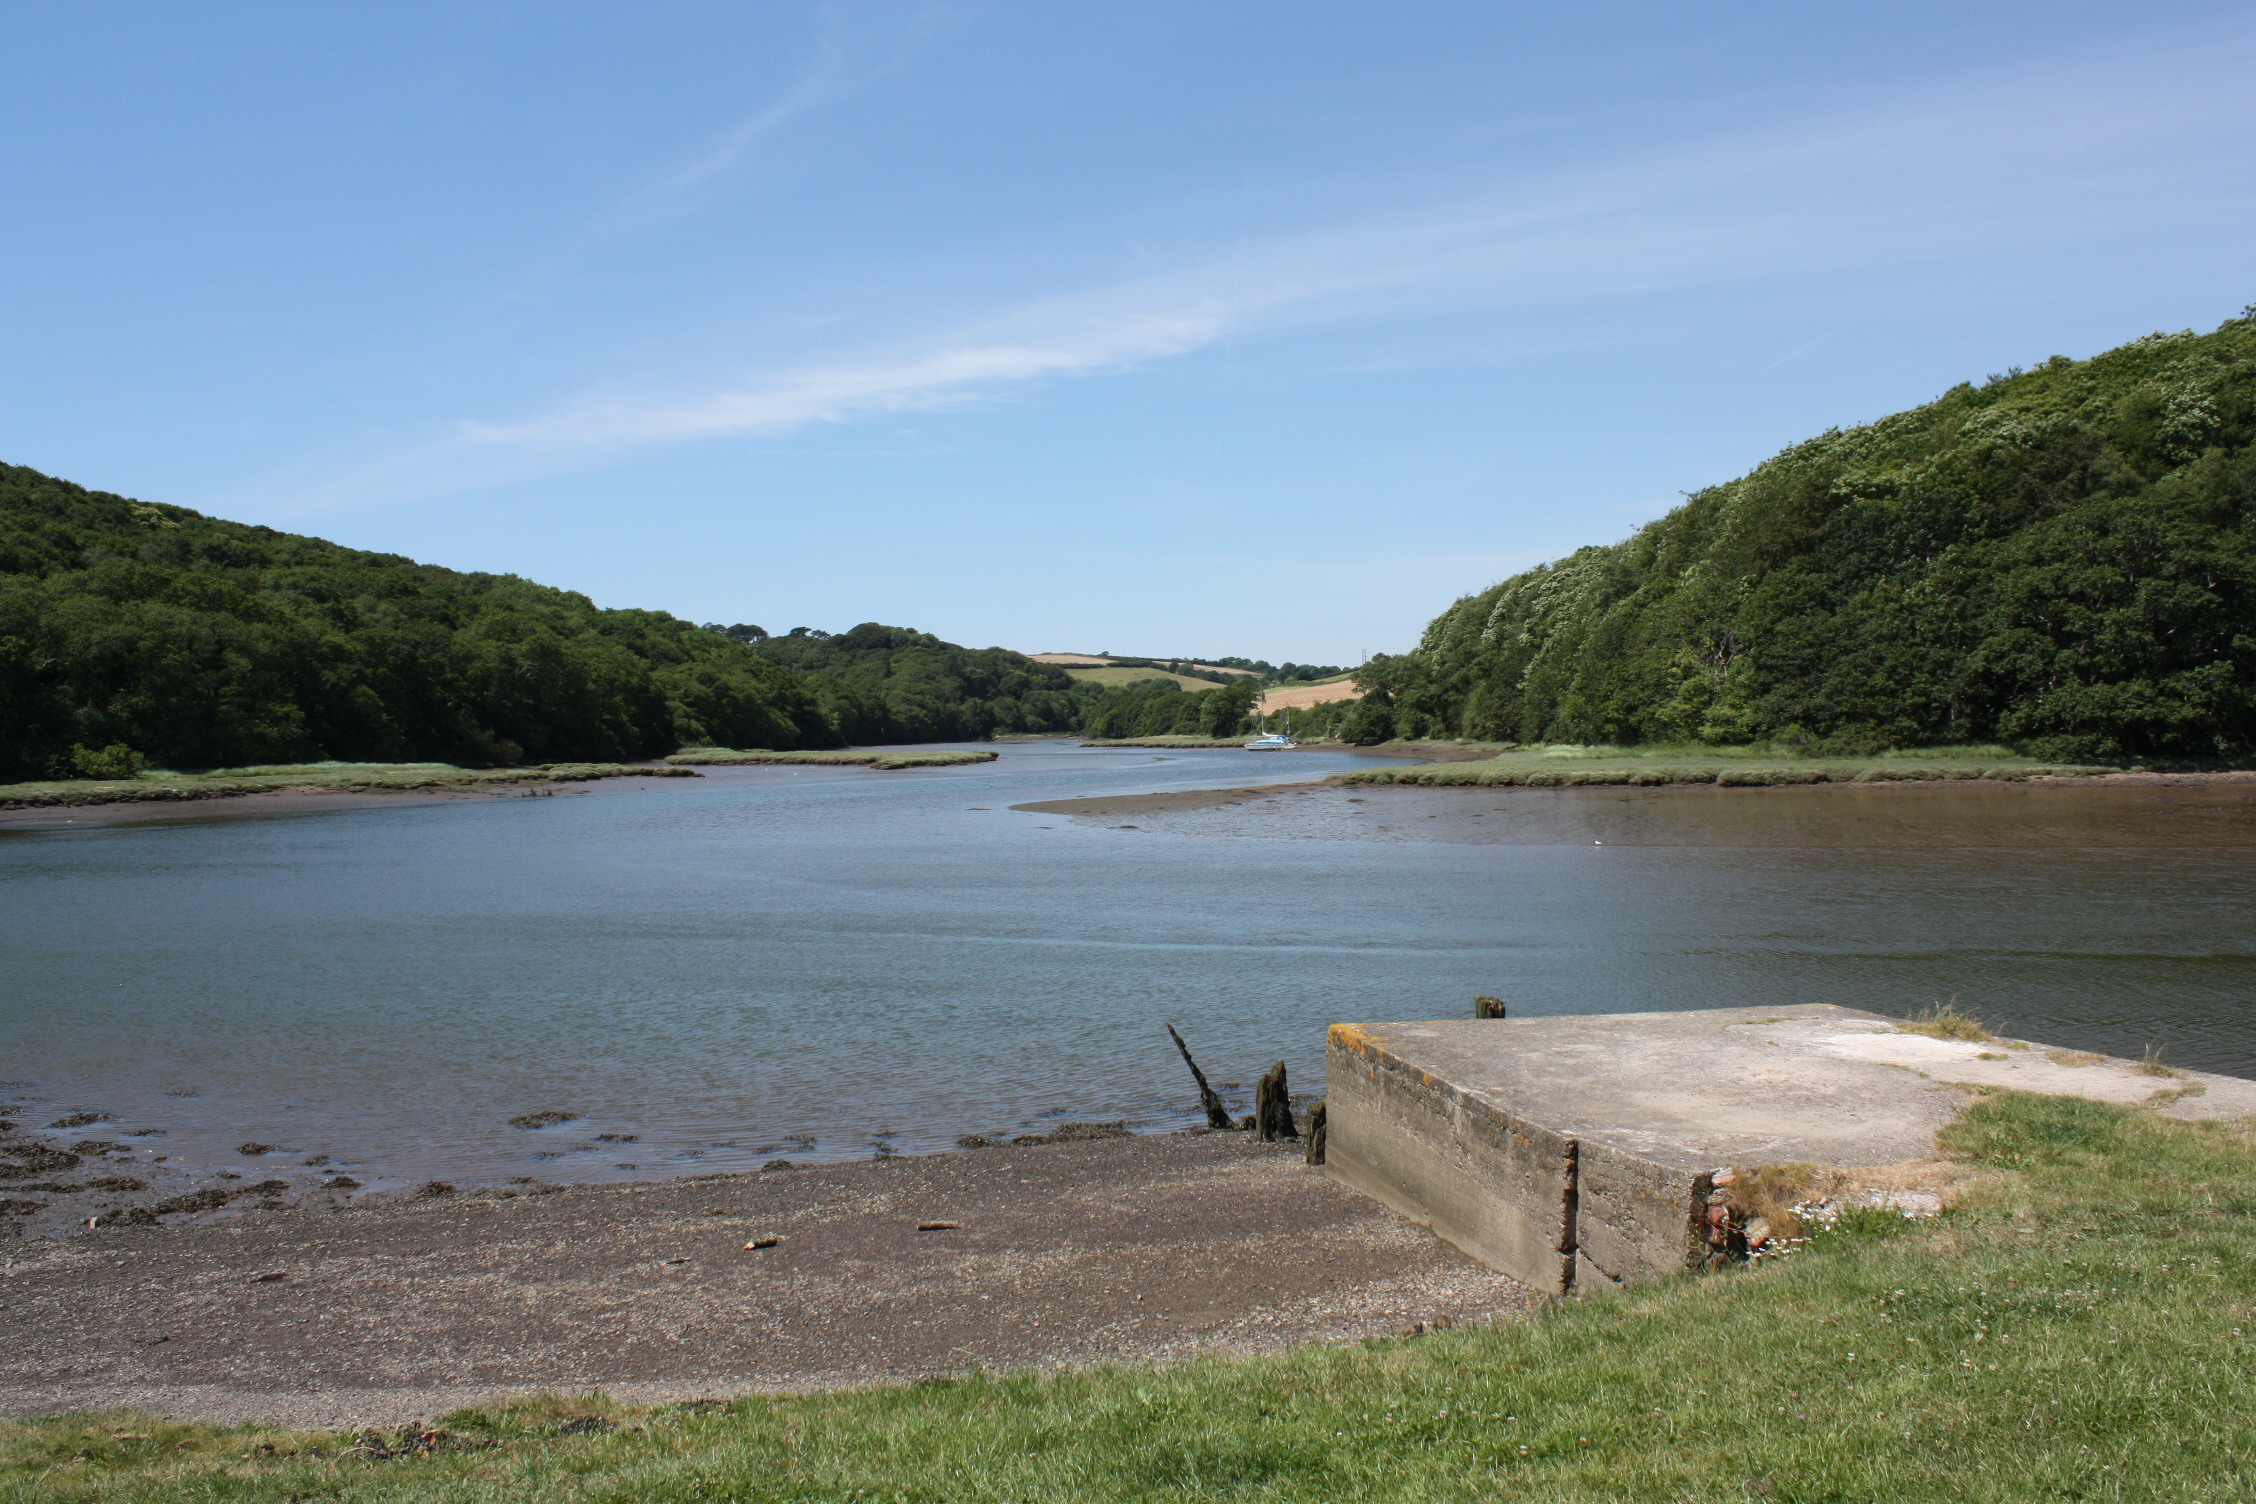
[1353,312,2256,759]
[0,464,839,779]
[740,623,1093,742]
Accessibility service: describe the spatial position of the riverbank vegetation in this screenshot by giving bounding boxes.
[1336,742,2116,787]
[664,747,998,769]
[9,1090,2250,1501]
[0,761,696,810]
[1345,313,2256,761]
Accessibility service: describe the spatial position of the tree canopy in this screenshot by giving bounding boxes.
[745,623,1093,743]
[0,464,837,778]
[1351,313,2256,760]
[0,467,1270,778]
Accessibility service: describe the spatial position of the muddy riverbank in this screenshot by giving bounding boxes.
[0,1133,1537,1428]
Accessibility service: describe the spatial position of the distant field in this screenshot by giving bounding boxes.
[1063,666,1221,690]
[1258,679,1365,712]
[1035,653,1258,678]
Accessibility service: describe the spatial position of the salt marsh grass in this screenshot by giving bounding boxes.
[1340,742,2116,788]
[663,747,998,769]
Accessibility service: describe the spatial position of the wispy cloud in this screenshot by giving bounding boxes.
[269,12,2256,512]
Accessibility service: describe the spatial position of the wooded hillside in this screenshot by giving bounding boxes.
[0,465,837,779]
[1349,313,2256,759]
[743,623,1092,743]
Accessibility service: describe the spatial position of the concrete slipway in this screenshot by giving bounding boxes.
[1324,1004,2256,1295]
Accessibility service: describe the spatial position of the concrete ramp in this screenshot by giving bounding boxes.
[1324,1003,2256,1295]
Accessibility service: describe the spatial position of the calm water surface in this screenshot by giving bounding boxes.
[4,742,2253,1191]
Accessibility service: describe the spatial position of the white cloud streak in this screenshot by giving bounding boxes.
[275,14,2256,511]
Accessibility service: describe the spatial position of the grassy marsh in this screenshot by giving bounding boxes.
[0,762,693,809]
[663,747,999,769]
[10,1092,2255,1501]
[1338,742,2119,788]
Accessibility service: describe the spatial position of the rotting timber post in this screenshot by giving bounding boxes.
[1166,1023,1235,1130]
[1254,1060,1298,1141]
[1474,995,1508,1019]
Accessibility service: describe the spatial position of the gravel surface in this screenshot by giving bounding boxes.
[0,1133,1539,1429]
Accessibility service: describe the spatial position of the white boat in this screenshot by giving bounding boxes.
[1245,710,1297,750]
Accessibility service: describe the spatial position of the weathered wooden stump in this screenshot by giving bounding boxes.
[1303,1100,1327,1164]
[1474,995,1508,1019]
[1166,1023,1236,1130]
[1254,1060,1299,1141]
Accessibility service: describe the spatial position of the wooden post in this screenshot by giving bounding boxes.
[1166,1024,1235,1130]
[1475,994,1508,1019]
[1254,1060,1298,1141]
[1304,1100,1327,1165]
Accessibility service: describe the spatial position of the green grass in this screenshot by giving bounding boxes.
[1901,1002,1996,1043]
[663,747,999,769]
[11,1091,2255,1501]
[1338,742,2118,788]
[0,762,694,808]
[1064,666,1225,690]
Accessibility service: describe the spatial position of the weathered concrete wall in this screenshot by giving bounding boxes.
[1325,1003,2256,1296]
[1572,1138,1707,1291]
[1325,1023,1575,1292]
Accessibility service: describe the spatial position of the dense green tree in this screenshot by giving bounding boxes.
[0,465,839,778]
[1359,314,2256,760]
[746,623,1095,743]
[1078,675,1257,738]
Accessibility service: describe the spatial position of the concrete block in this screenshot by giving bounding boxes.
[1325,1021,1574,1293]
[1324,1003,2256,1295]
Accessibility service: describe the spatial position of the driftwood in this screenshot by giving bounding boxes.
[1474,994,1508,1019]
[1254,1060,1299,1141]
[1166,1024,1235,1130]
[1303,1100,1327,1164]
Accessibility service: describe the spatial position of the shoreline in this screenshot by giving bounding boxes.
[0,1132,1538,1428]
[0,763,699,824]
[1014,765,2256,821]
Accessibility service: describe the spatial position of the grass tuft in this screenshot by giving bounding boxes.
[1899,1001,1993,1042]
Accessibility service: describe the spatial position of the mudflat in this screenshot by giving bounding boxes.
[0,1134,1536,1430]
[1018,772,2256,846]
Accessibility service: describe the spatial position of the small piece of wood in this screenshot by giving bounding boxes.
[1474,994,1508,1019]
[1303,1100,1327,1165]
[1166,1023,1235,1129]
[1254,1060,1298,1141]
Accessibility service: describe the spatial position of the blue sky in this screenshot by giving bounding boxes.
[3,3,2252,664]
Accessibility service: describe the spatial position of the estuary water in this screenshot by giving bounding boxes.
[4,741,2255,1194]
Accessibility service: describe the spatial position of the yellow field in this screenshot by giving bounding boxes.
[1257,679,1366,712]
[1063,666,1223,689]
